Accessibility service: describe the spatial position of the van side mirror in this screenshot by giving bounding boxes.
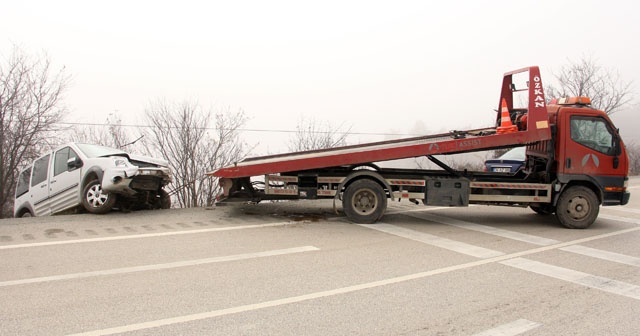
[67,157,83,170]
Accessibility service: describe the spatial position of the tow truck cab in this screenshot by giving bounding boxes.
[528,96,630,207]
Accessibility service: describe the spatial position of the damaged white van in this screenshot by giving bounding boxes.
[14,143,172,217]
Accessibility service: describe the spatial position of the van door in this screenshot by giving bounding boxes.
[30,154,52,216]
[49,146,82,214]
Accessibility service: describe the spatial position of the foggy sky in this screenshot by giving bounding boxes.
[2,0,638,154]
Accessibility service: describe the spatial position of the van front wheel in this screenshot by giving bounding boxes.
[82,179,116,214]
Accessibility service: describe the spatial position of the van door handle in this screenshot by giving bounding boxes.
[41,184,47,188]
[50,180,56,184]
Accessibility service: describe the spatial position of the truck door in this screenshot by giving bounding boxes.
[30,154,52,216]
[49,146,82,214]
[559,113,625,178]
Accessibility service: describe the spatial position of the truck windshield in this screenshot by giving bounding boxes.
[76,143,127,158]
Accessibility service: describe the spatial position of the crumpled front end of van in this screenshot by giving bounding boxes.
[101,157,172,195]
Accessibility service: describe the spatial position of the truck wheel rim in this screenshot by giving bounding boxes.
[87,184,108,207]
[566,196,589,220]
[351,188,377,215]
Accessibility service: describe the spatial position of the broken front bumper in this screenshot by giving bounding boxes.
[102,167,172,195]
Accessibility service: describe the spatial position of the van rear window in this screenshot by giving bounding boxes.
[16,167,32,198]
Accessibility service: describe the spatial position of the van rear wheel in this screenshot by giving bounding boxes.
[82,179,116,214]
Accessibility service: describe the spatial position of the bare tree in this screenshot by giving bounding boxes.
[0,46,69,218]
[143,100,247,208]
[288,117,351,151]
[547,56,633,114]
[68,113,133,149]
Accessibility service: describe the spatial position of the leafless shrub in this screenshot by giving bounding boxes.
[288,117,351,151]
[143,100,247,207]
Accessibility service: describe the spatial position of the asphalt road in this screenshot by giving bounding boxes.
[1,177,639,335]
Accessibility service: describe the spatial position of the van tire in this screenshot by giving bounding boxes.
[160,189,171,209]
[82,179,116,214]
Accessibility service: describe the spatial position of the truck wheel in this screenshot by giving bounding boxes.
[343,179,387,224]
[82,179,116,214]
[556,186,599,229]
[530,204,555,215]
[159,189,171,209]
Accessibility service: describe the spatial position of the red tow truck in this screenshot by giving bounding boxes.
[209,66,630,229]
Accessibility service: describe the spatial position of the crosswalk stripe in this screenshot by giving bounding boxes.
[501,257,640,300]
[360,223,504,258]
[405,212,560,246]
[472,319,542,336]
[560,245,640,267]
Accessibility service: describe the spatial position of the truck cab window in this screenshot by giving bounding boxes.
[570,116,614,155]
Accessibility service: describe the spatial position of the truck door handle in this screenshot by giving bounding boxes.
[565,158,571,169]
[41,184,47,188]
[50,180,56,184]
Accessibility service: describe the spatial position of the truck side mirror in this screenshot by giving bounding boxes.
[612,134,621,169]
[67,157,83,170]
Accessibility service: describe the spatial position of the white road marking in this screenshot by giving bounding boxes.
[603,206,640,215]
[406,212,560,246]
[360,223,505,258]
[0,222,295,250]
[472,319,542,336]
[500,258,640,300]
[385,205,453,215]
[598,213,640,225]
[66,226,640,336]
[0,246,319,288]
[560,245,640,267]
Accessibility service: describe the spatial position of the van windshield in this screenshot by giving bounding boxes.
[76,143,127,158]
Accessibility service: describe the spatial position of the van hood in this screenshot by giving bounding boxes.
[128,154,169,167]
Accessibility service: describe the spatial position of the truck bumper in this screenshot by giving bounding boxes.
[602,191,630,206]
[621,191,630,206]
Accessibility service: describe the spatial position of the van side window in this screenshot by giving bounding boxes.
[570,116,614,155]
[16,167,32,198]
[31,154,51,186]
[54,147,79,176]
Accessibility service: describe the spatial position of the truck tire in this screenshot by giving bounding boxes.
[82,179,116,214]
[343,179,387,224]
[555,186,599,229]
